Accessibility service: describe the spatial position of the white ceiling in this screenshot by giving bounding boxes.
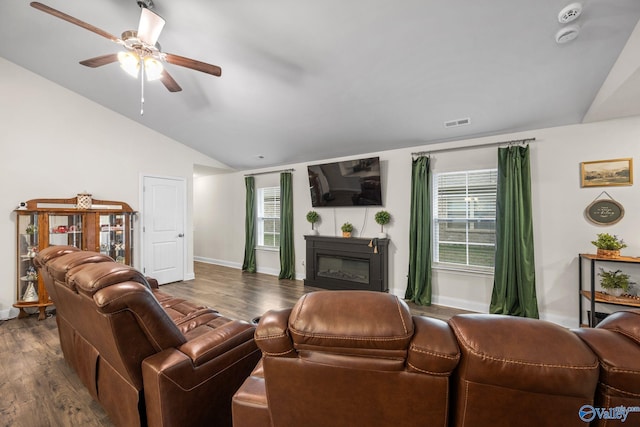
[2,0,640,170]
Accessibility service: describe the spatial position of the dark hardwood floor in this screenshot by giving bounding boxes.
[0,262,472,426]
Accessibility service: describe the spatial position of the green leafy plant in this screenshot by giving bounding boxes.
[341,222,353,232]
[306,211,320,230]
[598,268,630,292]
[374,210,391,232]
[591,233,627,250]
[25,223,37,235]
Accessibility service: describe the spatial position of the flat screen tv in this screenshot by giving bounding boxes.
[308,157,382,207]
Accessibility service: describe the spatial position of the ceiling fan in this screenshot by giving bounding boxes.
[29,1,221,96]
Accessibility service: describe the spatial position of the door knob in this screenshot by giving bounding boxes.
[178,233,184,238]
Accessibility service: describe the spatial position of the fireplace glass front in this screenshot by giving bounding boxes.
[317,255,370,284]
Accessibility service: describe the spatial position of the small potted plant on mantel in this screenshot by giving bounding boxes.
[374,210,391,238]
[306,211,320,235]
[591,233,627,258]
[598,268,631,297]
[341,222,353,238]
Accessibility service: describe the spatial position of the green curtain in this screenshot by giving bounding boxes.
[490,145,539,318]
[279,172,295,279]
[242,176,256,273]
[405,156,432,306]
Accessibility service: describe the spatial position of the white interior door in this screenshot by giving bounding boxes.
[142,176,185,284]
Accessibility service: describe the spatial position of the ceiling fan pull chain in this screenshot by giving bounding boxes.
[140,58,145,115]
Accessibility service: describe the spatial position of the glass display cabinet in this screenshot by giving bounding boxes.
[14,196,136,320]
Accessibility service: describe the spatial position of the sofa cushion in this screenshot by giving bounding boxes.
[46,250,114,285]
[67,261,151,296]
[287,291,413,355]
[596,309,640,346]
[449,314,599,397]
[33,244,80,269]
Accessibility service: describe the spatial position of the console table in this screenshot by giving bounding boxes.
[304,235,389,292]
[578,253,640,327]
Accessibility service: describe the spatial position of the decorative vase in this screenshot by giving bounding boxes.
[378,232,387,238]
[23,282,38,302]
[605,288,624,297]
[310,229,318,235]
[342,231,351,238]
[597,248,620,258]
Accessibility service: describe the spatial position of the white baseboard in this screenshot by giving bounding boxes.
[0,307,19,321]
[194,256,305,281]
[194,256,242,269]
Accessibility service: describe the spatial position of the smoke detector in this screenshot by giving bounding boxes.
[558,3,583,24]
[555,25,580,44]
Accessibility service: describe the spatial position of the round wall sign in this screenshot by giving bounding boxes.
[585,199,624,225]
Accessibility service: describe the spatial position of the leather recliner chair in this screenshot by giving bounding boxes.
[35,246,261,427]
[233,290,461,427]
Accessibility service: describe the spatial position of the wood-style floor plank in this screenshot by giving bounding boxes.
[0,262,471,426]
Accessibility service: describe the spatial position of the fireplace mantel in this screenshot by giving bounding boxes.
[304,235,389,292]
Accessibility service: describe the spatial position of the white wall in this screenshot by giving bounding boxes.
[0,58,228,319]
[194,115,640,327]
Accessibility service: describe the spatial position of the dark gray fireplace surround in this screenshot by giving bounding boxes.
[304,235,389,292]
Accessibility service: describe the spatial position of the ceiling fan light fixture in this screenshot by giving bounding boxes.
[144,56,164,81]
[117,51,140,78]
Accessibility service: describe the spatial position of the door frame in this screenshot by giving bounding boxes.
[139,174,189,281]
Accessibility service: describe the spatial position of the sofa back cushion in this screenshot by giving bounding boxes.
[596,309,640,345]
[287,291,413,366]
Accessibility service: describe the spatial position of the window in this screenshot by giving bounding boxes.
[433,169,497,270]
[257,186,280,248]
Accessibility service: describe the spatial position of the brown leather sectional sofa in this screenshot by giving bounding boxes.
[34,245,640,427]
[232,291,640,427]
[34,246,261,427]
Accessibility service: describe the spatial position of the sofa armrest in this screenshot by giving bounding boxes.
[142,324,261,427]
[179,320,256,367]
[408,316,460,375]
[255,308,295,357]
[146,276,159,289]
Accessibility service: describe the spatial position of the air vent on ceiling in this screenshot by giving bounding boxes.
[558,3,583,24]
[444,117,471,128]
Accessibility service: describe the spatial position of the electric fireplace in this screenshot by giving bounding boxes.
[304,235,388,292]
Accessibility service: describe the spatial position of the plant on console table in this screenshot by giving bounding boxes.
[598,268,631,297]
[341,222,353,238]
[374,210,391,238]
[591,233,627,258]
[306,211,320,235]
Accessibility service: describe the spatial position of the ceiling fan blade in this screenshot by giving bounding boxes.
[79,53,119,68]
[30,2,120,43]
[159,70,182,92]
[164,53,222,77]
[137,7,165,46]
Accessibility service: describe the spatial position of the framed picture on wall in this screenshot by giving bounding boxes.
[581,158,633,187]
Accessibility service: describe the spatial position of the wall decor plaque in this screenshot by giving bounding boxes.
[585,192,624,225]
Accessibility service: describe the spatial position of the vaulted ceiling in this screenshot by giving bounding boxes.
[2,1,640,170]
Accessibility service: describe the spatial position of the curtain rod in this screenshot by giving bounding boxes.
[411,137,536,157]
[244,168,295,177]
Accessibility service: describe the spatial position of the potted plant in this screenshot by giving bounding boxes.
[591,233,627,258]
[598,268,631,297]
[306,211,320,235]
[341,222,353,238]
[374,210,391,238]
